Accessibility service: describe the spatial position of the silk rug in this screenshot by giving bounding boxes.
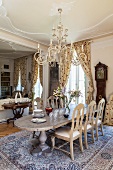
[0,126,113,170]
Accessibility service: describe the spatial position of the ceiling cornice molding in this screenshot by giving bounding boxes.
[0,29,48,51]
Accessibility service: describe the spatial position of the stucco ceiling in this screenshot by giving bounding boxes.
[0,0,113,58]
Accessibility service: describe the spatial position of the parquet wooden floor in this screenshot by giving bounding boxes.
[0,122,21,138]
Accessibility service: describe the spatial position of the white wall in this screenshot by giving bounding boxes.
[91,35,113,101]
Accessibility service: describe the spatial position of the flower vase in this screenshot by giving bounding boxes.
[64,105,70,118]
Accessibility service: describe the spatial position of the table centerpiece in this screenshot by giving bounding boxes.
[53,86,82,116]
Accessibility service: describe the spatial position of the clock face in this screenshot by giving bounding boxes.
[97,67,104,79]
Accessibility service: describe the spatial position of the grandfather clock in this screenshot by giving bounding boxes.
[95,62,108,104]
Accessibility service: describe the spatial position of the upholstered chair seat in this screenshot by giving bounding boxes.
[82,124,92,131]
[93,119,101,125]
[55,126,80,138]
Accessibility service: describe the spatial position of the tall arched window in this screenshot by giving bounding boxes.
[66,53,86,104]
[16,70,22,91]
[34,67,42,99]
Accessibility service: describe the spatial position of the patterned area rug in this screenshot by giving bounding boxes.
[0,126,113,170]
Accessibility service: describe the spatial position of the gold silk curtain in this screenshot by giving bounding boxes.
[29,55,38,99]
[14,57,27,95]
[59,48,72,88]
[73,40,94,104]
[13,58,20,88]
[20,57,27,94]
[39,65,43,87]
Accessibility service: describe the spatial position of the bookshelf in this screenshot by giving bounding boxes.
[1,72,10,97]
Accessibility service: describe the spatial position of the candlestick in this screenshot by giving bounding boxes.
[50,39,52,45]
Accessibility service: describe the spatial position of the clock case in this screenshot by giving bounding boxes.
[95,62,108,104]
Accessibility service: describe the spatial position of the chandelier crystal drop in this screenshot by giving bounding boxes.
[34,8,74,66]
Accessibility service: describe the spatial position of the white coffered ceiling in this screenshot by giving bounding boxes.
[0,0,113,58]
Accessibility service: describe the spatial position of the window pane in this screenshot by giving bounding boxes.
[78,65,85,104]
[16,70,21,91]
[66,64,86,104]
[34,68,43,99]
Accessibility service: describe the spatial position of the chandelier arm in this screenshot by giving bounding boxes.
[34,52,47,65]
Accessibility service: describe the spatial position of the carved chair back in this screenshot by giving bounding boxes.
[71,103,84,134]
[47,96,59,109]
[86,100,96,125]
[97,98,105,121]
[34,97,43,109]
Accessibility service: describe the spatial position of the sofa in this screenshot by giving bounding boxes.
[0,98,31,122]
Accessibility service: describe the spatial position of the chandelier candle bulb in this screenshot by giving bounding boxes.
[50,39,52,45]
[38,43,40,49]
[71,42,73,48]
[52,25,55,30]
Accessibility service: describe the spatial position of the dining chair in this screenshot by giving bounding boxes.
[47,96,59,109]
[82,100,96,149]
[59,95,68,108]
[34,97,43,109]
[51,103,84,160]
[94,98,105,140]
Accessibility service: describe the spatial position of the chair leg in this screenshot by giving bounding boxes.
[91,128,94,143]
[95,125,98,140]
[100,124,104,136]
[84,130,88,149]
[79,136,83,152]
[70,140,74,160]
[51,136,55,150]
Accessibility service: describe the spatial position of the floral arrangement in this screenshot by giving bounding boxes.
[68,89,82,98]
[64,89,82,111]
[53,86,65,99]
[53,87,82,112]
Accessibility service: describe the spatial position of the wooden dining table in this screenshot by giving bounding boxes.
[14,113,72,156]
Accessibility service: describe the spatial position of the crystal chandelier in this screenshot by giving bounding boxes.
[34,8,73,66]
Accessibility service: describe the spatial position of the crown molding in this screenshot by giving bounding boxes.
[0,29,48,51]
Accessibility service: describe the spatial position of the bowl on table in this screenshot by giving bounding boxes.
[33,109,43,114]
[31,118,46,123]
[32,109,44,118]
